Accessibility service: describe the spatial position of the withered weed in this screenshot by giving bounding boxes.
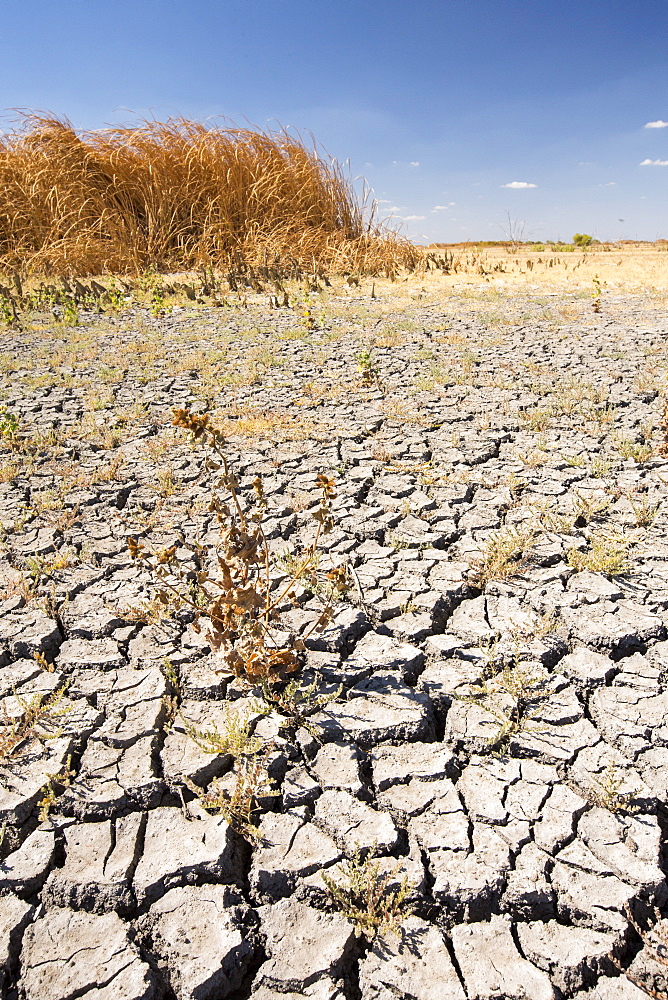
[129,409,351,686]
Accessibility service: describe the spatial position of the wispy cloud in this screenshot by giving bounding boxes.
[640,158,668,166]
[644,120,668,129]
[409,161,420,167]
[431,203,455,212]
[402,214,426,221]
[501,181,537,189]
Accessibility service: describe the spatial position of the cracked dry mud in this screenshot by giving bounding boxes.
[1,269,668,1000]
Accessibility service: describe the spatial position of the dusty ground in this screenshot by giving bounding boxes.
[0,252,668,1000]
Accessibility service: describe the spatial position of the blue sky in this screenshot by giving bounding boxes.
[2,0,667,242]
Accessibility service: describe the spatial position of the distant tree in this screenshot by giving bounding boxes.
[573,233,593,248]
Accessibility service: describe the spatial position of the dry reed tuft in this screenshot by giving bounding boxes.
[0,112,419,276]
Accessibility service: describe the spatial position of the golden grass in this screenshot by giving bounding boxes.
[0,112,419,276]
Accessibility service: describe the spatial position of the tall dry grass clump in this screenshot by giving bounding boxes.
[0,112,418,276]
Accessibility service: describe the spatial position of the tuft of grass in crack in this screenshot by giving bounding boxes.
[469,525,536,589]
[568,531,632,576]
[629,496,661,528]
[589,455,614,478]
[0,686,71,765]
[322,851,414,940]
[614,436,655,465]
[37,756,75,821]
[585,762,639,814]
[572,490,610,526]
[182,698,274,843]
[260,673,342,737]
[181,700,268,759]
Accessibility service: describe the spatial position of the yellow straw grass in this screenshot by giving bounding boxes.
[0,112,419,276]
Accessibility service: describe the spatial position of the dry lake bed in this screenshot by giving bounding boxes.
[1,251,668,1000]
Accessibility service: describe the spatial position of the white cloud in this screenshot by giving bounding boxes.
[501,181,537,189]
[601,181,617,187]
[402,215,426,221]
[377,199,393,204]
[432,205,449,212]
[640,158,668,166]
[410,161,420,167]
[644,120,668,129]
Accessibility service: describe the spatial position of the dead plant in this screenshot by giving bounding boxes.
[128,409,351,686]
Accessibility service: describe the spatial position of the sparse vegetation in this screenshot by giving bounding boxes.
[614,436,654,464]
[192,753,273,844]
[182,700,267,759]
[586,762,638,814]
[460,657,549,752]
[259,673,342,735]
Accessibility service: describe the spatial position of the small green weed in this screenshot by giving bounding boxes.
[629,496,661,527]
[614,437,654,464]
[591,275,602,314]
[193,753,272,844]
[322,852,414,940]
[0,407,20,450]
[461,659,549,752]
[182,700,267,759]
[0,686,71,764]
[37,756,75,821]
[260,673,342,735]
[586,762,638,814]
[356,349,381,388]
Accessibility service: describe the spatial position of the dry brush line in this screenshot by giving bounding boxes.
[0,112,419,276]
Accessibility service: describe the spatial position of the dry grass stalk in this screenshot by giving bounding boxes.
[0,112,419,276]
